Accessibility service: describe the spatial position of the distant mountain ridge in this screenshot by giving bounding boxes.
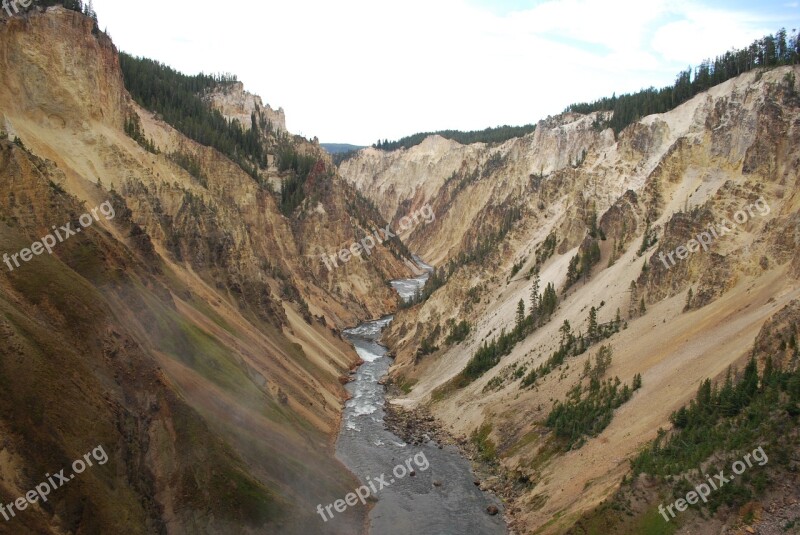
[320,143,366,154]
[373,124,537,152]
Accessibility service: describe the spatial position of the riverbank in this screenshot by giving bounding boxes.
[382,392,526,530]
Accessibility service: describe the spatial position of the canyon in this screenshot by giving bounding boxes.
[1,5,799,535]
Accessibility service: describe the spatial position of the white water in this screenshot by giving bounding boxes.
[390,255,434,302]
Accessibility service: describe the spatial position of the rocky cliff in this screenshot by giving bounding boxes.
[204,81,287,133]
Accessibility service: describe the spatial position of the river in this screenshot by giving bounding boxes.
[335,258,507,535]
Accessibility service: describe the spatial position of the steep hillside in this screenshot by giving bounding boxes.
[568,304,800,535]
[339,65,800,533]
[0,6,413,534]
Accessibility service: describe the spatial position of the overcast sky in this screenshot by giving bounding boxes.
[91,0,798,145]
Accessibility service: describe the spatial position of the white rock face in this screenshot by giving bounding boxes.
[204,81,287,133]
[339,135,474,221]
[339,112,613,224]
[339,67,795,261]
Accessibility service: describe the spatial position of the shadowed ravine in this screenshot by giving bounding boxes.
[335,259,507,535]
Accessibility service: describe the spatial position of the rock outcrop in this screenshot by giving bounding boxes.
[204,81,287,133]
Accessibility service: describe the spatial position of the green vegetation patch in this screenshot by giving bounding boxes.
[471,423,498,463]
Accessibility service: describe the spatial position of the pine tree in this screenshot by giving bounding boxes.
[739,357,759,405]
[587,306,598,342]
[719,367,738,416]
[540,282,558,318]
[529,274,541,318]
[588,207,599,238]
[608,239,617,267]
[628,281,638,319]
[638,219,654,255]
[516,299,525,330]
[559,320,572,348]
[566,254,581,291]
[671,406,688,427]
[639,297,647,316]
[582,241,601,281]
[596,345,613,376]
[85,0,97,22]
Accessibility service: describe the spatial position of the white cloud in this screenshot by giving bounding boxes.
[91,0,792,144]
[509,0,670,52]
[651,5,775,64]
